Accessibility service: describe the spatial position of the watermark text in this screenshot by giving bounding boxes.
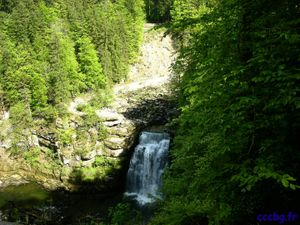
[257,212,298,224]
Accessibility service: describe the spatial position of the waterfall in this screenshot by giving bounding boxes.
[124,131,170,205]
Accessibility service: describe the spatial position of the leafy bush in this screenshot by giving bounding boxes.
[152,0,300,224]
[23,147,40,167]
[108,203,142,225]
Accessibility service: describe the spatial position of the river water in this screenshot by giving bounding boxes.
[0,183,122,224]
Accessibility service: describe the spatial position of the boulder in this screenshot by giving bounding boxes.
[109,149,125,157]
[96,108,123,121]
[103,120,122,127]
[107,127,128,137]
[62,156,71,166]
[29,135,39,147]
[81,157,95,167]
[95,141,105,156]
[104,136,126,150]
[0,174,28,189]
[81,149,97,161]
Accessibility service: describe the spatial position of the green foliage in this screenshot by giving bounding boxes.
[152,0,300,224]
[0,0,144,113]
[1,43,48,111]
[35,105,58,123]
[145,0,173,23]
[23,147,40,167]
[0,0,16,13]
[57,127,76,146]
[76,36,106,90]
[46,26,84,104]
[83,0,144,82]
[73,157,121,183]
[93,156,120,169]
[90,89,114,109]
[9,102,33,154]
[77,167,103,182]
[78,104,108,140]
[108,203,142,225]
[0,0,144,161]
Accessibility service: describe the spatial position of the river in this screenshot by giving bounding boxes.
[0,183,122,224]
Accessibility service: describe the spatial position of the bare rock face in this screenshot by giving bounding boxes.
[107,127,128,137]
[96,108,122,121]
[0,174,28,188]
[104,136,126,150]
[108,149,125,157]
[102,120,122,127]
[81,149,97,160]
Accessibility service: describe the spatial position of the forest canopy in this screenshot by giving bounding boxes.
[151,0,300,224]
[0,0,144,117]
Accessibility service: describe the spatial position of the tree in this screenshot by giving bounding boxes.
[0,0,16,13]
[1,42,48,112]
[84,0,144,82]
[76,36,106,90]
[9,102,33,154]
[152,0,300,224]
[145,0,173,23]
[46,22,84,105]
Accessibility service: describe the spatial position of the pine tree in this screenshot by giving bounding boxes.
[9,101,33,154]
[46,22,84,105]
[76,36,106,90]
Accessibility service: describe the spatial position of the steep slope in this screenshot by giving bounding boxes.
[0,24,177,191]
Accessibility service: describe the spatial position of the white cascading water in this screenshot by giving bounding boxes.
[124,131,170,205]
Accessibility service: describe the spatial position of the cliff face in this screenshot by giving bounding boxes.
[0,25,177,191]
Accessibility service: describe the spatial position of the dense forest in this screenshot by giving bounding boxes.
[150,0,300,225]
[0,0,144,157]
[0,0,144,123]
[0,0,299,224]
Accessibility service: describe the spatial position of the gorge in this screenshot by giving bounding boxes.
[1,1,298,224]
[0,23,176,224]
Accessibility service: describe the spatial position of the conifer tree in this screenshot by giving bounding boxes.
[9,101,33,154]
[77,36,106,90]
[47,23,84,104]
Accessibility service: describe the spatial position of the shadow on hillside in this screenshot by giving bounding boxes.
[122,97,178,125]
[0,157,131,225]
[0,97,178,225]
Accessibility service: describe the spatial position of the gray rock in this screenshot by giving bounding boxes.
[96,109,123,121]
[30,135,40,146]
[81,157,95,167]
[107,127,128,137]
[81,149,97,160]
[103,120,122,127]
[0,174,28,189]
[62,157,71,166]
[109,149,125,157]
[0,140,11,149]
[104,136,126,150]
